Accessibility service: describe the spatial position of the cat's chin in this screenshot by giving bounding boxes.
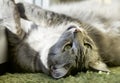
[50,67,68,79]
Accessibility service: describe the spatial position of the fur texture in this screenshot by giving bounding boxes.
[1,0,120,79]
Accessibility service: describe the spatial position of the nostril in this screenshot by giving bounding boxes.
[51,66,57,70]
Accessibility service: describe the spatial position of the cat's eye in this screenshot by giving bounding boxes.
[63,43,72,51]
[84,43,92,49]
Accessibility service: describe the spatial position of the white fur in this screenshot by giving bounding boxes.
[20,18,33,33]
[23,21,73,69]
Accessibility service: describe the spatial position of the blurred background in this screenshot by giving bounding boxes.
[15,0,113,9]
[15,0,83,8]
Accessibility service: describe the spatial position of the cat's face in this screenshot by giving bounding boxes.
[47,26,109,79]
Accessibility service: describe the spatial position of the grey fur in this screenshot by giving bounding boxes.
[15,1,120,78]
[1,0,120,79]
[16,2,110,78]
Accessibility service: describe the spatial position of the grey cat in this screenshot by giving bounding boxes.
[0,0,120,79]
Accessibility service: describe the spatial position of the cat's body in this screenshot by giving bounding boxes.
[0,0,120,78]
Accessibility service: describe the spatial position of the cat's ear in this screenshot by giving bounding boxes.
[89,61,110,72]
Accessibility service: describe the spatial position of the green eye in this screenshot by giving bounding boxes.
[63,43,72,51]
[84,43,92,49]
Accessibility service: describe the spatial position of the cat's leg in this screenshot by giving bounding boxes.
[16,2,77,27]
[0,0,25,39]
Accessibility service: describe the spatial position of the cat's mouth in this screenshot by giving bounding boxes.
[50,65,69,79]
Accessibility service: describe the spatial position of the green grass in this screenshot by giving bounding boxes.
[0,67,120,83]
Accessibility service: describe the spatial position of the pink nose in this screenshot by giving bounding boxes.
[75,27,84,33]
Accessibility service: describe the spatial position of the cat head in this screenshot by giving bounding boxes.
[47,25,109,79]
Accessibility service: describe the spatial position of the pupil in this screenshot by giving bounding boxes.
[64,43,72,51]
